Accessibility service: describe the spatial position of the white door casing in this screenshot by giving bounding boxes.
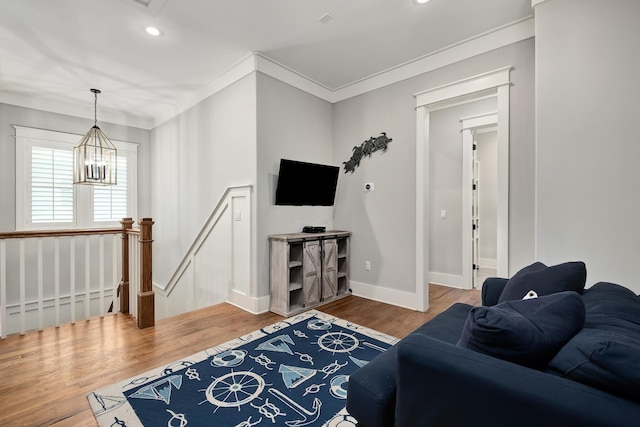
[415,67,511,306]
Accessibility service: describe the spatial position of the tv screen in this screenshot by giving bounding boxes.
[275,159,339,206]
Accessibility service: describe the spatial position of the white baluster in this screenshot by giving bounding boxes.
[37,238,43,331]
[85,235,90,320]
[19,239,25,335]
[112,234,118,314]
[1,240,6,339]
[70,237,76,324]
[99,235,105,318]
[54,237,60,327]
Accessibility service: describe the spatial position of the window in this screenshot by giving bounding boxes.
[93,156,128,222]
[15,126,138,230]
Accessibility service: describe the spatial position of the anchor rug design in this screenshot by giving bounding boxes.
[88,310,398,427]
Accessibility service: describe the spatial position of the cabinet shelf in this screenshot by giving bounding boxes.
[270,231,351,316]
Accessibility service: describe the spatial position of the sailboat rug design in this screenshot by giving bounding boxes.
[88,309,398,427]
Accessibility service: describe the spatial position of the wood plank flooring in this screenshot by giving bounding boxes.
[0,285,479,426]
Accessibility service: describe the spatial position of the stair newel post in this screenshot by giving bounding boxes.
[119,218,134,314]
[137,218,155,328]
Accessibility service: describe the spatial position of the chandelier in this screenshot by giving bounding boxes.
[73,89,117,185]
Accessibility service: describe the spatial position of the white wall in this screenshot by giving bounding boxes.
[256,72,335,298]
[150,74,257,289]
[333,39,536,296]
[535,0,640,291]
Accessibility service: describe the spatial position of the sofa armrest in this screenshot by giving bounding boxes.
[395,334,640,427]
[481,277,508,306]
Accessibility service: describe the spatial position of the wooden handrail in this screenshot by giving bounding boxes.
[0,228,121,240]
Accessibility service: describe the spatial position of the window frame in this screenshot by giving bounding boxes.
[15,125,138,231]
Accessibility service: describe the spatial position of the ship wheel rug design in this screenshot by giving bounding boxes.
[88,309,398,427]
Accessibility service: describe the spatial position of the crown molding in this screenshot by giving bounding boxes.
[154,16,534,127]
[151,53,257,128]
[253,53,334,101]
[1,16,535,131]
[330,16,533,103]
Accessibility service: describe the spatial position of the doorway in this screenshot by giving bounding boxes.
[414,67,511,307]
[462,115,498,289]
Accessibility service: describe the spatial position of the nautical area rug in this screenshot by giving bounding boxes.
[87,309,398,427]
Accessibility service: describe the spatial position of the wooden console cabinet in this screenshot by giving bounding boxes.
[269,231,351,316]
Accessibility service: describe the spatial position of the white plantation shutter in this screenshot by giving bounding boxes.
[31,147,74,223]
[94,157,128,222]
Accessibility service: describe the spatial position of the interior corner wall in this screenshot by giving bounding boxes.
[150,73,257,287]
[332,38,535,294]
[255,72,334,298]
[0,103,151,233]
[534,0,640,291]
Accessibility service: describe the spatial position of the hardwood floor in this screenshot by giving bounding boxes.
[0,285,479,426]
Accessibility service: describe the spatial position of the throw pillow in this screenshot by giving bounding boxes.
[498,261,587,303]
[547,328,640,403]
[457,291,585,369]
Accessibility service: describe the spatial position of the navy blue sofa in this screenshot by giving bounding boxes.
[347,277,640,427]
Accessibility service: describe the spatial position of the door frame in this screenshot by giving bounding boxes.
[414,67,511,309]
[462,113,498,289]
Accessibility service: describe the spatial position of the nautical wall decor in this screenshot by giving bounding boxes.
[343,132,392,173]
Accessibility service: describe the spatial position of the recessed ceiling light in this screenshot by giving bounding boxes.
[145,26,162,36]
[416,0,430,4]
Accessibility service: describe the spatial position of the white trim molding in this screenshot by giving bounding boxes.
[154,185,257,318]
[531,0,549,7]
[226,290,270,315]
[416,68,511,296]
[335,17,532,104]
[350,281,421,311]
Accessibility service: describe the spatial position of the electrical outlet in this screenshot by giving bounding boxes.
[365,260,371,271]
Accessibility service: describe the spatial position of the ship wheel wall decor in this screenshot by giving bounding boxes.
[343,132,392,173]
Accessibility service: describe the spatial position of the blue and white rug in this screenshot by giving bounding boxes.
[88,309,398,427]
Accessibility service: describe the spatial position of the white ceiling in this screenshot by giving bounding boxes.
[0,0,532,129]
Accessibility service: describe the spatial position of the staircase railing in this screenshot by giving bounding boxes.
[0,218,154,338]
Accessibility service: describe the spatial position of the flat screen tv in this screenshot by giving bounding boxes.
[275,159,339,206]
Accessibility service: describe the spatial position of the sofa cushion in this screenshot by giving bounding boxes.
[547,328,640,403]
[457,291,585,369]
[414,302,474,344]
[499,261,587,303]
[582,282,640,333]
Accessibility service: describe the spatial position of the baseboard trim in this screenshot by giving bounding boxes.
[429,272,468,289]
[479,258,497,269]
[349,281,419,311]
[226,290,270,315]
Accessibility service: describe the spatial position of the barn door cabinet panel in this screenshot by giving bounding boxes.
[269,231,351,317]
